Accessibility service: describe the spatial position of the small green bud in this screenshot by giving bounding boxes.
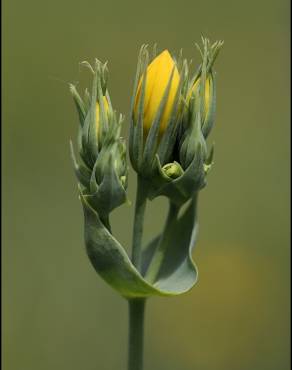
[162,162,184,179]
[70,59,128,218]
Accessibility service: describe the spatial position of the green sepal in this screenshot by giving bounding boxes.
[80,193,198,298]
[204,143,215,174]
[83,88,91,113]
[141,66,177,175]
[202,72,216,139]
[83,153,128,218]
[128,46,149,172]
[69,84,86,127]
[70,141,91,188]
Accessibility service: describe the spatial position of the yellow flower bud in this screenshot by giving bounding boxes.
[95,96,109,135]
[134,50,180,136]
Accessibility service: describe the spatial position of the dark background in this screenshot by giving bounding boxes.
[3,0,290,369]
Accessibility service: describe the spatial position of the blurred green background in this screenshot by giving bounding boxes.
[2,0,290,369]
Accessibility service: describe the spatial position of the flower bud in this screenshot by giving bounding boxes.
[129,46,187,182]
[70,59,128,218]
[179,38,223,170]
[147,39,223,205]
[161,162,184,179]
[129,41,222,206]
[134,50,180,137]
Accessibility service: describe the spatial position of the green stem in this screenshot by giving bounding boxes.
[128,299,146,370]
[128,176,147,370]
[145,202,179,284]
[131,176,147,272]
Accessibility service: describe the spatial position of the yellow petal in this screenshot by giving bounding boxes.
[134,50,180,136]
[188,76,211,119]
[96,97,109,135]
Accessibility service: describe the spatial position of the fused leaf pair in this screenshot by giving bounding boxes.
[81,192,198,298]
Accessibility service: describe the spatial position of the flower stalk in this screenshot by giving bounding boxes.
[131,176,148,271]
[128,299,146,370]
[128,176,148,370]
